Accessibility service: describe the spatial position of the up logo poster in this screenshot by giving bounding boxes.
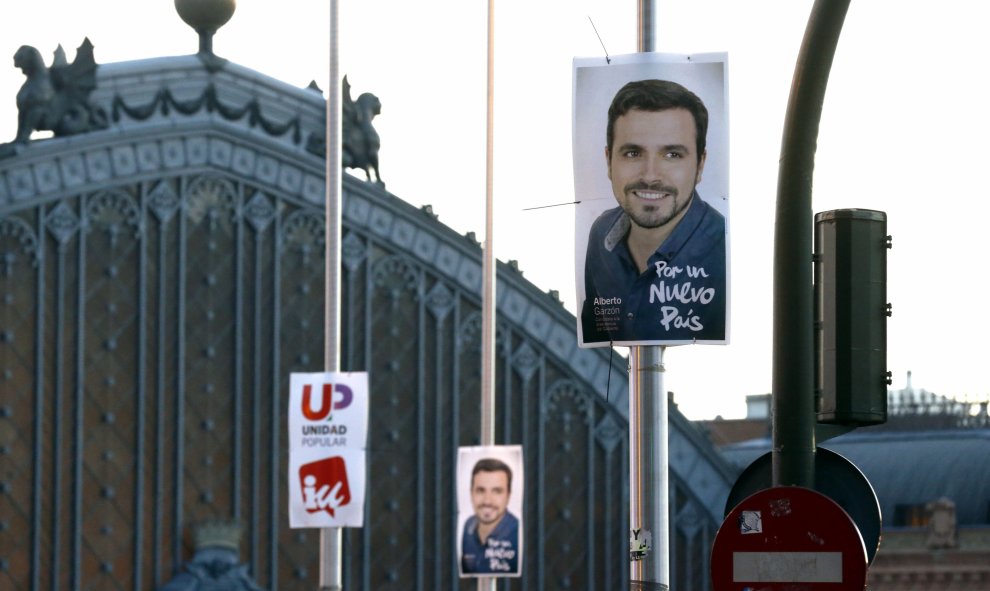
[288,372,368,528]
[457,445,524,578]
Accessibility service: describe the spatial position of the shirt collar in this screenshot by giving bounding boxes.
[602,190,704,256]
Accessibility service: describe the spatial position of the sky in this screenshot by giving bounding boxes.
[2,1,989,420]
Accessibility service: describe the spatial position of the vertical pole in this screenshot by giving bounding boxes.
[629,348,668,590]
[772,0,851,489]
[637,0,655,52]
[478,0,497,590]
[630,3,668,590]
[480,0,496,454]
[321,0,343,589]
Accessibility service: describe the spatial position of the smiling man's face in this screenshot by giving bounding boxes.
[606,107,706,230]
[471,469,510,526]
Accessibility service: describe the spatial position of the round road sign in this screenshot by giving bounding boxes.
[711,486,867,590]
[724,447,882,564]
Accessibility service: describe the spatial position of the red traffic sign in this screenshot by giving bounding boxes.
[711,486,867,590]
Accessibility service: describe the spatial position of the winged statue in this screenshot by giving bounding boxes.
[10,37,108,144]
[341,75,384,187]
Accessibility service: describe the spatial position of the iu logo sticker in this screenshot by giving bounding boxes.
[300,457,352,516]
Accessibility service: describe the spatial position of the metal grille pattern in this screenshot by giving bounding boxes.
[0,172,719,590]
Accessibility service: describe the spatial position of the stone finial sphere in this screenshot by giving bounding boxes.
[174,0,236,32]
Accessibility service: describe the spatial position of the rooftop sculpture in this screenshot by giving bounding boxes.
[175,0,235,72]
[304,76,385,188]
[0,0,385,188]
[342,76,384,187]
[0,39,108,155]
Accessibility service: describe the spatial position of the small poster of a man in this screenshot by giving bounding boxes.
[457,445,524,578]
[574,53,730,347]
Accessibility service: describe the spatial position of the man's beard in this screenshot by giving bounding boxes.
[623,181,693,229]
[476,506,504,525]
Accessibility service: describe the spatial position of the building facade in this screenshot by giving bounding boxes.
[0,24,737,591]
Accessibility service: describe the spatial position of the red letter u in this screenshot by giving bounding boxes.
[302,384,333,420]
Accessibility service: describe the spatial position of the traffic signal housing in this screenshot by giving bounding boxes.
[814,209,890,426]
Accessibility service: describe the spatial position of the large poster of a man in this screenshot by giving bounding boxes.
[457,445,523,578]
[574,53,729,347]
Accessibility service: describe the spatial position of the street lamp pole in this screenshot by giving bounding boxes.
[771,0,851,489]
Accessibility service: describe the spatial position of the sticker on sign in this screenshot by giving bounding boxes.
[733,552,842,583]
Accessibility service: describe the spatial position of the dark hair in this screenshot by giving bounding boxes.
[471,458,512,493]
[606,79,709,164]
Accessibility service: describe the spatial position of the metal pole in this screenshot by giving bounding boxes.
[630,2,668,590]
[321,0,343,588]
[478,0,496,590]
[637,0,656,52]
[629,348,668,590]
[772,0,851,489]
[480,0,496,453]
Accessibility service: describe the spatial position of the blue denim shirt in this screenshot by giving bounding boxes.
[580,192,726,345]
[461,511,520,575]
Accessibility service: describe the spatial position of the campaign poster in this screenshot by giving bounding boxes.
[288,372,368,528]
[574,53,730,347]
[457,445,524,578]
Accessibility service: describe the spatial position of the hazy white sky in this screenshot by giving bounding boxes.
[3,1,990,420]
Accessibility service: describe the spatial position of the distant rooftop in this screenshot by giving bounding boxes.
[722,428,990,527]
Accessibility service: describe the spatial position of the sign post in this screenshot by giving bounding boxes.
[476,1,497,590]
[711,486,867,590]
[628,8,669,589]
[322,0,344,588]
